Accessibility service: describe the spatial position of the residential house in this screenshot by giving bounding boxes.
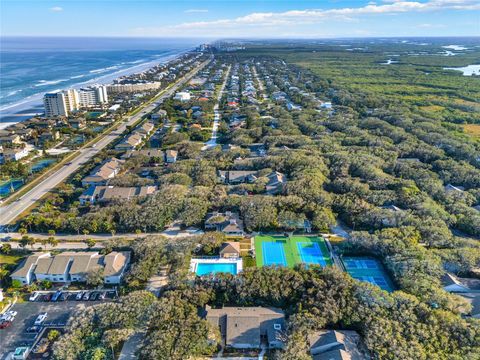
[0,147,30,163]
[123,149,164,161]
[442,273,480,293]
[115,133,143,151]
[10,253,52,285]
[137,122,155,136]
[10,251,131,285]
[204,306,286,350]
[265,171,287,195]
[219,242,241,258]
[81,157,123,187]
[79,185,157,205]
[380,205,405,227]
[165,149,178,163]
[104,251,131,283]
[309,330,368,360]
[218,170,258,185]
[174,92,191,102]
[205,212,245,236]
[0,134,22,145]
[69,118,86,129]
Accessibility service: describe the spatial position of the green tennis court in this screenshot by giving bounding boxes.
[255,235,332,268]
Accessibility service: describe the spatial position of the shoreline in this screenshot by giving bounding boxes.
[0,48,192,129]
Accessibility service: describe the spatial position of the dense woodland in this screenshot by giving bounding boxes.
[30,39,480,359]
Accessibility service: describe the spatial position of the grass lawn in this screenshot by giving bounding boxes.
[0,253,25,266]
[254,235,332,268]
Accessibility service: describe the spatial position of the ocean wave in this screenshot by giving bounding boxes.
[34,79,69,87]
[89,65,121,74]
[70,74,85,79]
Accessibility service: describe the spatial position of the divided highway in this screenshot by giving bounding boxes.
[0,58,211,228]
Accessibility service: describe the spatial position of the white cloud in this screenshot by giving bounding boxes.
[184,9,209,13]
[50,6,63,12]
[131,0,479,37]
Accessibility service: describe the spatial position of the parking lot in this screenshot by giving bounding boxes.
[0,291,115,359]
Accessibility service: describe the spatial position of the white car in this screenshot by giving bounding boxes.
[34,312,48,326]
[29,292,40,301]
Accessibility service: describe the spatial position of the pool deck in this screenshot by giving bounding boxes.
[190,256,243,275]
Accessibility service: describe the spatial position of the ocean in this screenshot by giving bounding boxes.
[0,37,201,127]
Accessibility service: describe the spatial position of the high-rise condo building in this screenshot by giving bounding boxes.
[78,85,108,107]
[43,89,79,117]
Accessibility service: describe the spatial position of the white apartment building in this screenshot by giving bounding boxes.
[44,85,108,117]
[78,85,108,107]
[43,89,79,117]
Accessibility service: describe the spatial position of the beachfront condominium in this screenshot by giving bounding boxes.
[43,89,79,117]
[78,85,108,107]
[43,85,108,117]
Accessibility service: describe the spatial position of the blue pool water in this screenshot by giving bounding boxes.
[262,241,287,266]
[0,179,23,197]
[297,242,327,267]
[196,263,237,276]
[30,159,55,172]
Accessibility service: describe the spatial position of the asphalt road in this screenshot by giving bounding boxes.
[0,301,100,359]
[0,59,210,228]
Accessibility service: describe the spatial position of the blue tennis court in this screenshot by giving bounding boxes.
[343,257,394,292]
[262,241,287,266]
[297,242,327,267]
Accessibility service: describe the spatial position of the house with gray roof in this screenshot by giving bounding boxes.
[204,305,285,350]
[10,251,131,285]
[79,185,157,205]
[218,170,258,185]
[81,157,123,187]
[10,253,51,285]
[309,330,369,360]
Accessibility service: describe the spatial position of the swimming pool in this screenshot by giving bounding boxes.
[195,262,237,276]
[262,241,287,266]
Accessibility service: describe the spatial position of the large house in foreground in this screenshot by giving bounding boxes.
[204,306,285,350]
[11,251,131,285]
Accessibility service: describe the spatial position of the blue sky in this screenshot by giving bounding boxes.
[1,0,479,38]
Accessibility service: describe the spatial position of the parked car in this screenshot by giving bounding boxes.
[98,292,106,300]
[34,313,48,326]
[89,292,98,301]
[82,292,91,301]
[0,320,12,329]
[43,293,52,302]
[76,292,84,301]
[26,325,41,333]
[51,291,62,302]
[29,292,40,302]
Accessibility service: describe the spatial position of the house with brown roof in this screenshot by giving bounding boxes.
[219,242,241,258]
[204,305,285,350]
[81,157,123,187]
[165,149,178,163]
[79,185,157,205]
[115,133,143,151]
